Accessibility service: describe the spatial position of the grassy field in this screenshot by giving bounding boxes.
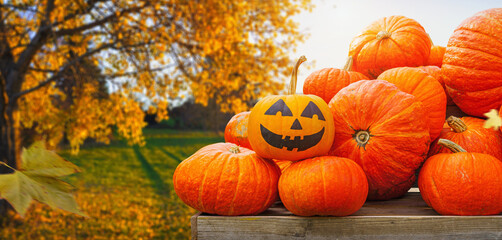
[0,128,224,239]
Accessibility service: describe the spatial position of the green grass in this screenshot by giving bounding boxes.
[0,129,224,239]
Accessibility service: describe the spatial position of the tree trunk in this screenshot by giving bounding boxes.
[0,103,18,169]
[0,84,19,216]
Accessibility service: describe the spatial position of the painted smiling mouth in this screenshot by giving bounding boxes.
[260,124,325,151]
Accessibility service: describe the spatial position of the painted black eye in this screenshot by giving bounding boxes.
[301,101,325,121]
[265,99,293,116]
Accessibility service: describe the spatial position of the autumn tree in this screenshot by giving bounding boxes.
[0,0,311,174]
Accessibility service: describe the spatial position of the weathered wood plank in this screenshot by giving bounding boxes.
[196,215,502,239]
[191,212,201,240]
[192,189,502,239]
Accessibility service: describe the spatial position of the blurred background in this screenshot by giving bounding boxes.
[0,0,499,239]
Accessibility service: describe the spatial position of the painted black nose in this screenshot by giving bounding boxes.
[290,119,302,130]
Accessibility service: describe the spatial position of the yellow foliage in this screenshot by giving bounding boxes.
[2,0,312,153]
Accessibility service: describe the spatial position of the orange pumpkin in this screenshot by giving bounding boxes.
[248,56,335,161]
[429,116,502,160]
[418,65,454,105]
[279,156,368,216]
[426,45,446,67]
[173,143,280,216]
[329,80,430,200]
[419,139,502,215]
[348,15,431,78]
[303,57,368,103]
[377,67,447,141]
[224,111,252,149]
[442,8,502,117]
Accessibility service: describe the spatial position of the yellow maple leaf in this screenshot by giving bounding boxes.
[483,109,502,130]
[0,142,87,217]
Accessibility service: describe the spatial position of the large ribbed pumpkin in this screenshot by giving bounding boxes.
[303,57,368,104]
[348,15,431,78]
[328,80,430,200]
[442,8,502,117]
[428,116,502,160]
[279,156,368,216]
[419,139,502,215]
[377,67,447,141]
[173,143,280,216]
[224,111,252,149]
[249,56,335,161]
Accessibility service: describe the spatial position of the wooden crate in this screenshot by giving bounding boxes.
[191,188,502,239]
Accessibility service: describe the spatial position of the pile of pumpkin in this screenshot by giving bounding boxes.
[174,8,502,217]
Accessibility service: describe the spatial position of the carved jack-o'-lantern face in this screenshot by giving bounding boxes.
[248,95,335,161]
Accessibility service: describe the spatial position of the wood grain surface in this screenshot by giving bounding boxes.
[192,188,502,239]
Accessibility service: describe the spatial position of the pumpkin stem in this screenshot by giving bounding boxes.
[353,130,371,148]
[343,56,354,71]
[289,55,307,95]
[446,116,467,133]
[229,145,241,154]
[437,139,467,153]
[376,30,392,40]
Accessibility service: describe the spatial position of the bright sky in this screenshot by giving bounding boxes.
[293,0,501,92]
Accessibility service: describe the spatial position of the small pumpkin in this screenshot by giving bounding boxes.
[377,67,447,141]
[303,57,368,104]
[429,116,502,160]
[329,80,430,200]
[173,143,280,216]
[442,8,502,117]
[419,139,502,215]
[426,45,446,67]
[279,156,368,216]
[248,56,335,161]
[418,65,454,105]
[348,15,431,78]
[224,111,252,149]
